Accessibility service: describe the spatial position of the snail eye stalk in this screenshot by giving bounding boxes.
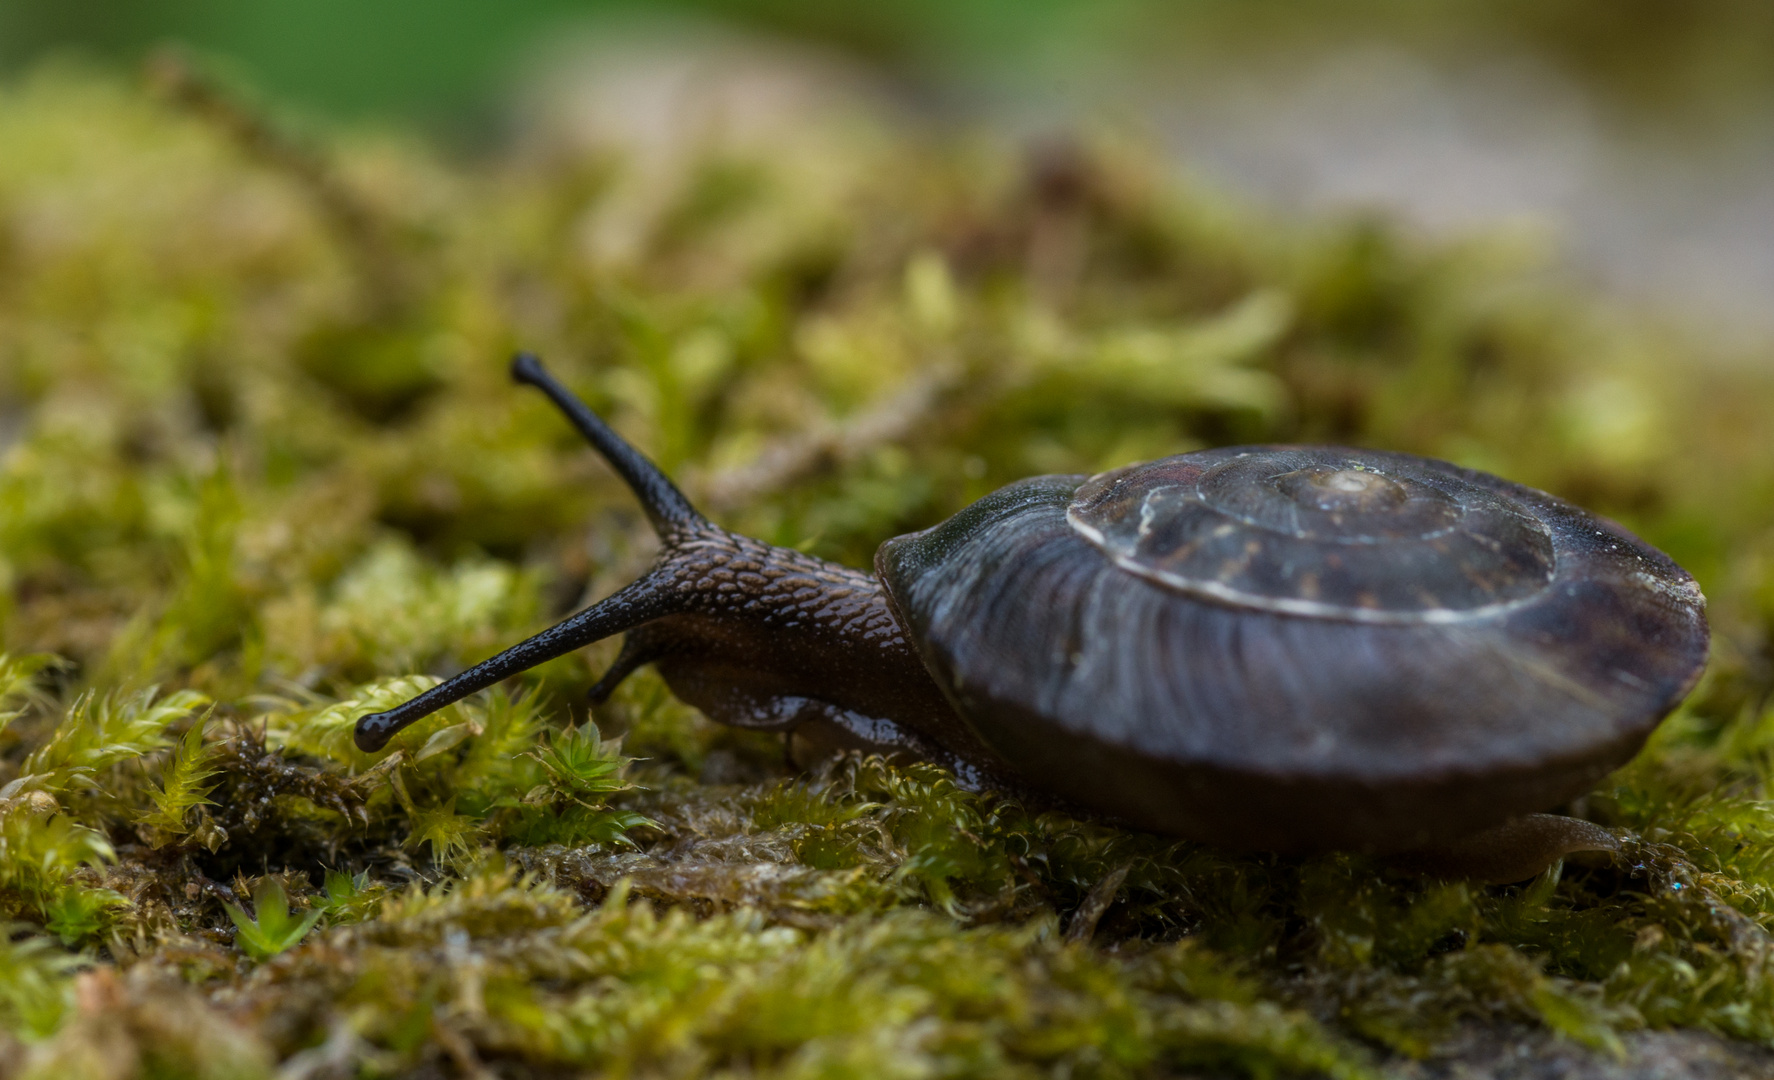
[353,353,712,753]
[508,352,710,539]
[353,570,678,752]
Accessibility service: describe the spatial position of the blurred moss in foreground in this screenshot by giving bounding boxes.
[2,53,1774,1077]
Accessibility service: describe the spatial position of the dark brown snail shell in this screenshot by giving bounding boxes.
[355,355,1709,875]
[876,448,1709,852]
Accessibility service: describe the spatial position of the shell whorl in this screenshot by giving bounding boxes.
[1067,447,1556,624]
[877,445,1708,852]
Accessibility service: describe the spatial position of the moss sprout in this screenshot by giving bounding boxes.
[224,875,321,962]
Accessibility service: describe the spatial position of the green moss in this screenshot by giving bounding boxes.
[224,876,321,962]
[0,58,1772,1077]
[133,710,219,845]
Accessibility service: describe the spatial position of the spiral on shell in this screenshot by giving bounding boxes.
[877,446,1708,853]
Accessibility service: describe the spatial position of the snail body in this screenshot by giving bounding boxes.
[356,355,1709,876]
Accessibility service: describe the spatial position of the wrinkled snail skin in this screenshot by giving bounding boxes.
[355,354,1711,880]
[581,527,1021,793]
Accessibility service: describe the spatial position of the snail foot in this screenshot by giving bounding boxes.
[1386,813,1620,884]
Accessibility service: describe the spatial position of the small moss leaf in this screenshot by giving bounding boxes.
[0,928,81,1040]
[226,877,322,962]
[316,868,387,926]
[525,724,634,807]
[134,708,220,843]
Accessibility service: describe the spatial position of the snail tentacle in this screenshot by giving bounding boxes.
[509,352,709,539]
[356,353,973,762]
[353,569,680,752]
[586,631,667,705]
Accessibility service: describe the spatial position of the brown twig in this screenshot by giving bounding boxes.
[144,48,412,317]
[1064,862,1132,945]
[696,361,963,513]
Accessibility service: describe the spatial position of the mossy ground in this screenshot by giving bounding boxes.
[3,56,1774,1079]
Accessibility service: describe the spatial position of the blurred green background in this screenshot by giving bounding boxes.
[10,0,1774,342]
[6,0,1774,124]
[7,0,1102,121]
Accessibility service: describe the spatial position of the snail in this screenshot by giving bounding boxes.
[355,354,1709,881]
